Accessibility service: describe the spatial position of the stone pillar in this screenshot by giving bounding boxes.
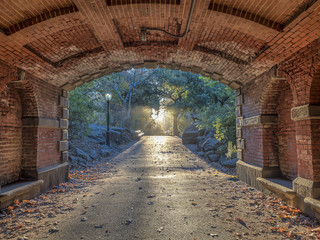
[59,89,69,163]
[291,104,320,198]
[235,88,244,161]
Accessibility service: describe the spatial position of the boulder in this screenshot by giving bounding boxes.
[202,137,221,153]
[87,135,105,144]
[87,124,107,144]
[75,148,90,162]
[182,123,199,144]
[89,150,98,160]
[182,131,199,144]
[207,154,220,162]
[198,129,206,136]
[196,136,207,151]
[100,145,111,157]
[205,130,215,138]
[219,155,227,165]
[121,131,132,143]
[109,130,121,145]
[69,155,87,167]
[184,123,198,132]
[221,158,238,168]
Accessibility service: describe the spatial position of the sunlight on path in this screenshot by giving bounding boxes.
[1,136,319,240]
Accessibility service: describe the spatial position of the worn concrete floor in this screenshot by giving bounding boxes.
[8,136,316,240]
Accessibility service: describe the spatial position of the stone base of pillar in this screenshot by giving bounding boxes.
[237,162,320,220]
[236,160,280,192]
[38,162,69,193]
[0,180,43,209]
[20,162,69,193]
[293,177,320,199]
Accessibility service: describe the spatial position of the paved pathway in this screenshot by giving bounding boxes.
[12,136,316,240]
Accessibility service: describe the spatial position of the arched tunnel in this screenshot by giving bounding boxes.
[1,0,320,220]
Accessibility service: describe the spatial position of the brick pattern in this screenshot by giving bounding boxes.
[0,59,63,185]
[277,82,297,180]
[0,1,320,88]
[0,85,22,186]
[278,38,320,106]
[37,128,61,169]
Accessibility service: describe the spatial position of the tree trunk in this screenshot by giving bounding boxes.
[173,113,179,136]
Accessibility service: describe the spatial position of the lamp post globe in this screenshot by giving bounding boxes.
[105,93,112,101]
[105,93,112,146]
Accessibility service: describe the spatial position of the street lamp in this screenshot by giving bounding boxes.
[105,93,112,146]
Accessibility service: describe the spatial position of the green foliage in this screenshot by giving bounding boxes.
[69,83,101,138]
[69,68,236,146]
[227,141,237,159]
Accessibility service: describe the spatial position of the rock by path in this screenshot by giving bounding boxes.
[1,136,320,240]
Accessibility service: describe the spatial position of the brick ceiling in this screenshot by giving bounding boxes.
[0,0,320,89]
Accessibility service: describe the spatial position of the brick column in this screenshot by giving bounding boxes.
[291,104,320,198]
[236,85,280,190]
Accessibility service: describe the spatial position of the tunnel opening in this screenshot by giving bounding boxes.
[67,67,237,169]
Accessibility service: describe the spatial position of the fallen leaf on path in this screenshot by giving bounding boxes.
[236,217,248,228]
[312,227,320,232]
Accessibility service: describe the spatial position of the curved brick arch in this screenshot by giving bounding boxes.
[258,69,298,180]
[3,0,320,216]
[11,79,40,118]
[259,69,297,113]
[2,0,319,89]
[260,72,287,115]
[61,62,231,91]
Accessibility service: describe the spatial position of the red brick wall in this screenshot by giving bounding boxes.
[21,127,38,170]
[277,82,297,180]
[0,61,62,185]
[242,70,280,168]
[277,37,320,181]
[295,120,313,180]
[261,126,279,168]
[0,85,22,186]
[37,128,61,168]
[278,38,320,106]
[33,77,61,169]
[242,78,264,118]
[32,77,61,119]
[310,119,320,181]
[21,75,61,169]
[243,125,263,166]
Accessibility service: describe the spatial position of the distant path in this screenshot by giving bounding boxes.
[31,136,293,239]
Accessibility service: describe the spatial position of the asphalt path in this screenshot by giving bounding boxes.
[34,136,288,240]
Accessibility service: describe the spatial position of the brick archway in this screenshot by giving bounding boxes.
[0,71,41,186]
[3,0,320,218]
